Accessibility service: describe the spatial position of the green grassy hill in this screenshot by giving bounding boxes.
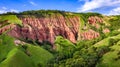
[96,37,120,67]
[0,34,54,67]
[0,48,35,67]
[26,45,54,67]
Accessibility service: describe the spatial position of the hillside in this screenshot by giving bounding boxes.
[0,10,120,67]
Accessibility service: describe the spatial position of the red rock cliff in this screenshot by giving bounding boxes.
[8,15,80,45]
[0,15,104,46]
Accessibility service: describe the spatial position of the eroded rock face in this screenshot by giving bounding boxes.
[80,29,100,40]
[103,28,110,33]
[88,16,103,24]
[78,16,103,40]
[0,24,16,34]
[8,15,80,45]
[88,16,103,28]
[0,15,104,46]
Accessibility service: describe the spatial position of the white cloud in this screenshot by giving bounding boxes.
[0,10,7,14]
[0,7,19,14]
[108,7,120,15]
[2,7,7,10]
[0,7,7,14]
[10,9,19,13]
[79,0,89,2]
[30,1,37,6]
[77,0,120,12]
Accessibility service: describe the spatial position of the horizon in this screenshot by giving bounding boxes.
[0,0,120,15]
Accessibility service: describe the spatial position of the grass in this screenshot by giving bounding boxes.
[94,38,110,47]
[0,34,54,67]
[110,40,120,51]
[96,50,120,67]
[26,45,54,67]
[94,33,120,67]
[0,15,22,26]
[94,34,120,47]
[0,48,35,67]
[0,34,16,62]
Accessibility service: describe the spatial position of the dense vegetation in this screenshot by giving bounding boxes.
[108,15,120,30]
[0,10,120,67]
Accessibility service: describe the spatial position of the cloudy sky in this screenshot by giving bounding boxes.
[0,0,120,15]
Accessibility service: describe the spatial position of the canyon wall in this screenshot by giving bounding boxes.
[0,14,104,46]
[8,15,80,46]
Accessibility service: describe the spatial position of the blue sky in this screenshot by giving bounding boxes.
[0,0,120,15]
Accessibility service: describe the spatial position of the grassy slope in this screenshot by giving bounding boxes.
[0,34,16,62]
[90,15,120,66]
[93,33,120,67]
[0,15,22,26]
[0,34,54,67]
[26,45,54,67]
[0,43,54,67]
[0,48,35,67]
[94,34,120,47]
[96,51,120,67]
[96,42,120,67]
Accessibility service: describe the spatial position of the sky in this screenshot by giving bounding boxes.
[0,0,120,15]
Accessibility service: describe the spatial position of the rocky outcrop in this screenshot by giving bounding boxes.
[88,16,103,28]
[78,16,103,40]
[14,39,26,46]
[80,29,100,40]
[103,28,110,33]
[88,16,103,24]
[8,15,80,46]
